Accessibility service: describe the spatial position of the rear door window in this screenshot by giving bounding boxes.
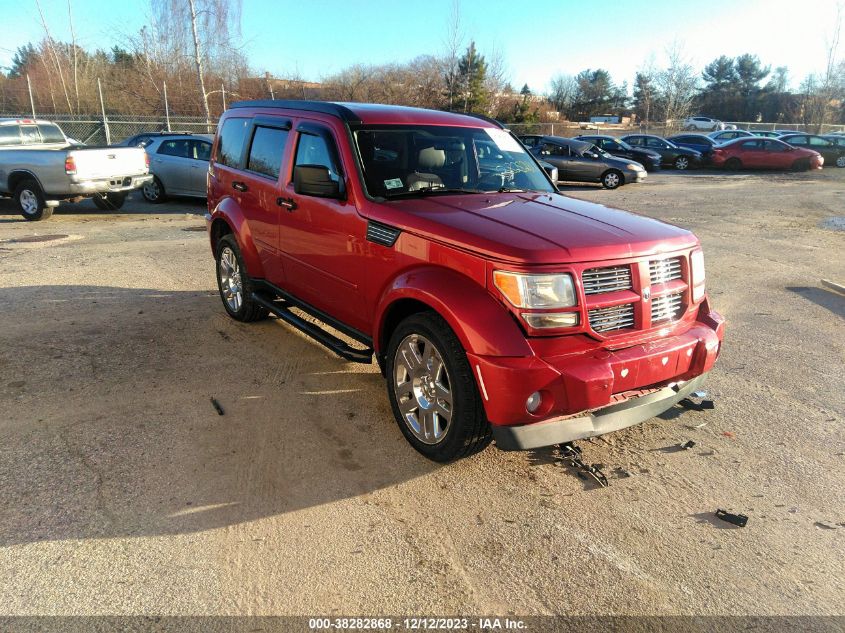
[158,139,191,158]
[809,136,831,147]
[247,126,289,179]
[216,117,250,168]
[193,140,212,161]
[786,135,807,145]
[0,125,21,146]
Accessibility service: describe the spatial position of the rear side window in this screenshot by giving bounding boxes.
[37,123,66,143]
[294,133,340,182]
[158,140,191,158]
[809,136,830,147]
[0,125,21,146]
[20,126,41,144]
[216,118,250,168]
[740,140,761,149]
[247,127,289,179]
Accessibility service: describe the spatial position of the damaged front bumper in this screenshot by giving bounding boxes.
[492,374,706,450]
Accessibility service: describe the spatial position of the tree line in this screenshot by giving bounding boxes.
[1,1,843,130]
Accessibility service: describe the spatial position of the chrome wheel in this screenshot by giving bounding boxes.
[675,156,689,170]
[603,172,620,188]
[142,180,161,201]
[20,189,38,215]
[218,246,243,312]
[836,156,845,168]
[393,334,452,444]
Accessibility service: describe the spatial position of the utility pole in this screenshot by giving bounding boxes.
[26,74,36,118]
[97,77,110,145]
[163,81,171,132]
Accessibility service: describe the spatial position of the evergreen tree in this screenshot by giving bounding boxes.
[457,41,489,113]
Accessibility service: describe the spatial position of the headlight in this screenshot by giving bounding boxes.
[690,249,706,302]
[493,271,577,309]
[626,163,639,170]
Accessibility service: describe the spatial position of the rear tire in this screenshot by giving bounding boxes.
[601,170,623,189]
[725,157,742,172]
[14,180,53,221]
[142,176,166,203]
[92,191,127,211]
[215,234,269,322]
[386,312,491,462]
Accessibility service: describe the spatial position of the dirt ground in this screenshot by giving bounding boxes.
[0,169,843,618]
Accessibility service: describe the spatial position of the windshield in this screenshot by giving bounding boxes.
[353,125,555,198]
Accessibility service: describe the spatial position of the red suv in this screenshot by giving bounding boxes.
[206,101,725,461]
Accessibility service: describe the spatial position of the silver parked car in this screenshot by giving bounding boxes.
[141,134,212,203]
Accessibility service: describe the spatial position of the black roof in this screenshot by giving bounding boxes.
[231,100,363,124]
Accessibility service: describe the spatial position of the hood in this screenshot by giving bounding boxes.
[676,146,702,157]
[604,154,643,169]
[364,193,697,265]
[632,147,662,159]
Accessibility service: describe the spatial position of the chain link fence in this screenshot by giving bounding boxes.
[0,112,216,145]
[4,111,844,145]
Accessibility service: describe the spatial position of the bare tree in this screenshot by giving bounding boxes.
[188,0,211,126]
[442,0,464,110]
[34,0,74,113]
[548,73,577,118]
[655,43,698,130]
[68,0,80,112]
[802,3,843,131]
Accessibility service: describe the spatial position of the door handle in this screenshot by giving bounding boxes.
[276,197,298,211]
[232,181,248,192]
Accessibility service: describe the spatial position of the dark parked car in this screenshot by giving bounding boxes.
[779,134,845,168]
[666,133,719,161]
[526,136,647,189]
[573,135,662,171]
[620,134,702,170]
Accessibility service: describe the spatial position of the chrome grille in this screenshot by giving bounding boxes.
[588,303,635,332]
[649,257,682,284]
[651,293,684,323]
[582,265,632,295]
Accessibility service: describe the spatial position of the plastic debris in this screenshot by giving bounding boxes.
[715,509,748,527]
[210,397,225,416]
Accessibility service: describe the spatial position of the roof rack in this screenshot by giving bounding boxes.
[461,112,505,129]
[230,100,362,124]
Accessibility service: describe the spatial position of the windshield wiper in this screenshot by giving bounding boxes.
[385,187,483,199]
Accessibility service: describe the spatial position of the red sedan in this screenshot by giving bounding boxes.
[710,138,824,171]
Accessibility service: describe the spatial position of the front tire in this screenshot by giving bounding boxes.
[92,191,127,211]
[674,156,690,170]
[386,312,491,462]
[835,155,845,168]
[14,180,53,221]
[601,170,623,189]
[791,158,810,172]
[215,234,268,322]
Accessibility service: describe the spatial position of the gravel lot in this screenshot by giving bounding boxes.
[0,170,843,617]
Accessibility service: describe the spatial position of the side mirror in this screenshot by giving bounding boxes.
[541,163,558,182]
[294,164,343,199]
[587,152,599,160]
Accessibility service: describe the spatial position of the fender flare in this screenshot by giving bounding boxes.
[6,169,46,195]
[373,266,532,358]
[208,197,265,279]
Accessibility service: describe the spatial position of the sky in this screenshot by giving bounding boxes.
[0,0,840,94]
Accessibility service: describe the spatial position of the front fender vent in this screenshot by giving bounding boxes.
[367,221,401,247]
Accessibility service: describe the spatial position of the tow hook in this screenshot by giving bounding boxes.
[558,442,609,488]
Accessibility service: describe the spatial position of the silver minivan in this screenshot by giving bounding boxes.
[141,134,212,202]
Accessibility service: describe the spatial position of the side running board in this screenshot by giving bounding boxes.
[250,291,373,364]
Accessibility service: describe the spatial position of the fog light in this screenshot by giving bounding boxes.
[522,312,579,329]
[526,391,542,413]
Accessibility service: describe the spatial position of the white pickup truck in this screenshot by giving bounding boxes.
[0,118,153,220]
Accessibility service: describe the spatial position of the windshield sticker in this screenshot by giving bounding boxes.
[484,128,523,153]
[384,178,403,190]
